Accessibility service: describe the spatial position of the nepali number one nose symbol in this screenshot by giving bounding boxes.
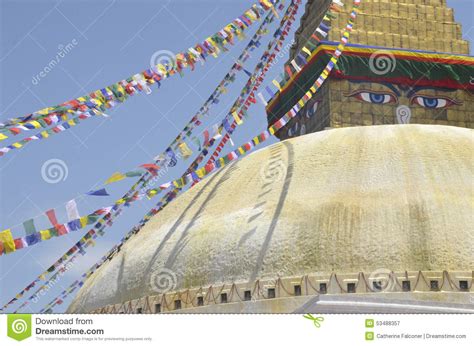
[396,105,411,124]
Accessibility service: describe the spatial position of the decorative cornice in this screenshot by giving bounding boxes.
[88,270,473,314]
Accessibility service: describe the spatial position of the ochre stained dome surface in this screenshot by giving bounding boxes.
[68,125,474,312]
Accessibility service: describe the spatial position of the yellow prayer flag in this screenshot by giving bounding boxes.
[147,190,158,199]
[12,142,23,148]
[196,168,206,178]
[302,46,312,56]
[38,107,53,115]
[298,99,305,107]
[330,56,338,64]
[178,142,193,159]
[105,172,126,185]
[80,216,88,228]
[0,133,8,141]
[30,120,42,128]
[232,111,243,125]
[272,80,282,90]
[40,230,51,241]
[269,127,276,135]
[0,229,15,253]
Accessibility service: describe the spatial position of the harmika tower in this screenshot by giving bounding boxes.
[266,0,473,140]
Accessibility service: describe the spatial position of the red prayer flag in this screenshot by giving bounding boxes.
[45,209,68,235]
[14,238,24,250]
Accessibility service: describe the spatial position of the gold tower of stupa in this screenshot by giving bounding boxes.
[267,0,474,140]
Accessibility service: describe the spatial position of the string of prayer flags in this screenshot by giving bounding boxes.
[168,1,302,178]
[2,0,278,132]
[190,0,302,169]
[0,0,280,158]
[86,188,109,197]
[0,109,102,157]
[91,1,289,194]
[262,0,344,106]
[1,206,114,256]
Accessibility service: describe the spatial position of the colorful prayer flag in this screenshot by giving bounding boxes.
[104,172,126,185]
[66,199,80,221]
[0,229,15,254]
[86,188,109,197]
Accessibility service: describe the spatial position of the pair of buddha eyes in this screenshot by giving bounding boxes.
[287,121,306,137]
[347,90,460,109]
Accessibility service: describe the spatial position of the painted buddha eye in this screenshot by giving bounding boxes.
[288,122,299,137]
[306,101,320,118]
[346,90,397,105]
[410,95,460,109]
[300,124,306,135]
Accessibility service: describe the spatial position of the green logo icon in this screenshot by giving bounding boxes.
[303,313,324,328]
[365,331,374,341]
[365,319,374,328]
[7,314,32,341]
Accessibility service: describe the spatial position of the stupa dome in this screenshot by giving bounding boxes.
[68,125,474,313]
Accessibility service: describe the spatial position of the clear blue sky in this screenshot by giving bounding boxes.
[0,0,472,313]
